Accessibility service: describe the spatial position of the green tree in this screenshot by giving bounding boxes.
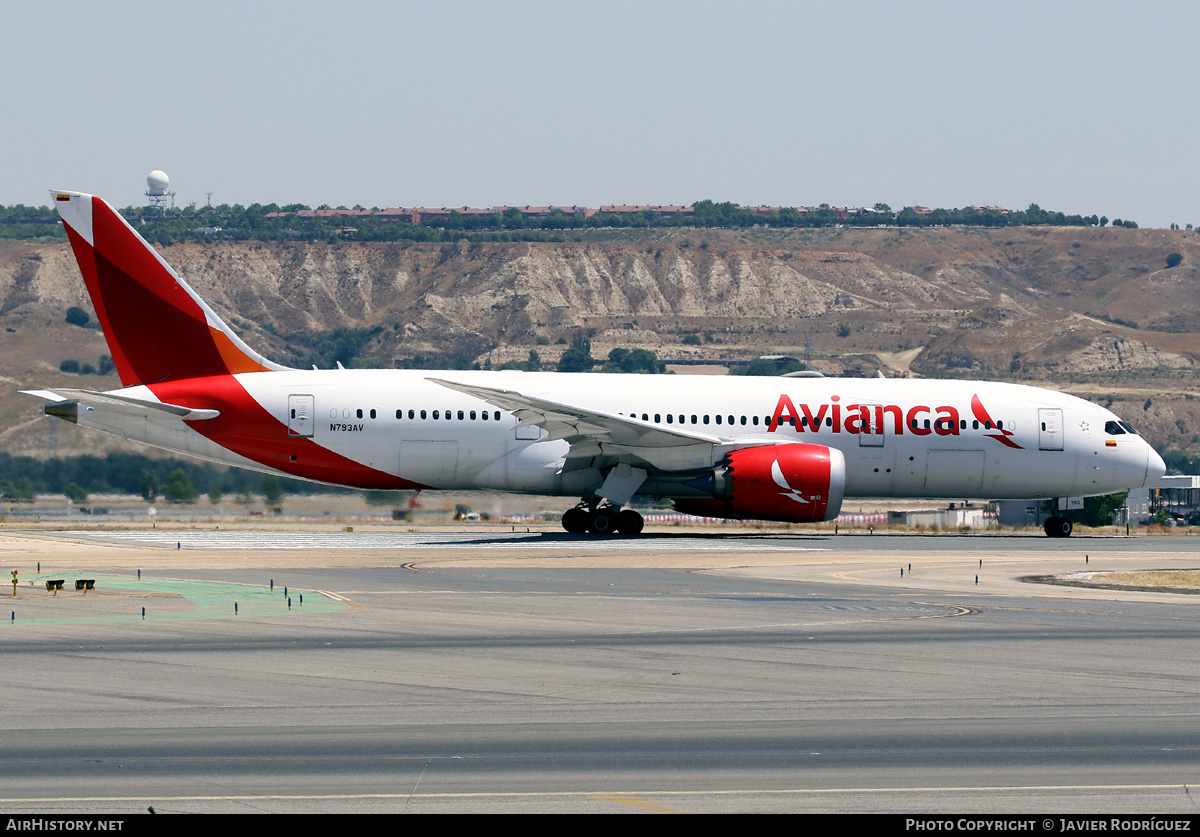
[1077,491,1129,527]
[163,468,198,504]
[1166,252,1183,268]
[0,477,34,502]
[65,307,89,327]
[140,470,160,502]
[557,337,594,373]
[600,348,666,374]
[262,475,284,506]
[731,357,808,376]
[63,482,87,504]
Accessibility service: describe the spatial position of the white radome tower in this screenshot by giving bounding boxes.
[145,170,175,208]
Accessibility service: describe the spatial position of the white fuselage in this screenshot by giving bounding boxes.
[79,370,1162,502]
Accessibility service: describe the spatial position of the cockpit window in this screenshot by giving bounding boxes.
[1118,420,1138,435]
[1105,420,1126,436]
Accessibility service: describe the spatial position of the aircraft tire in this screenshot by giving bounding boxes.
[1044,516,1073,538]
[587,508,617,535]
[616,509,644,536]
[562,507,588,534]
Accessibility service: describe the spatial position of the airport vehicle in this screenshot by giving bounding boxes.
[25,191,1166,537]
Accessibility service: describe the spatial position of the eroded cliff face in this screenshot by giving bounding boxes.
[0,224,1198,458]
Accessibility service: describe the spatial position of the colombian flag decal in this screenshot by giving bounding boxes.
[1106,440,1117,447]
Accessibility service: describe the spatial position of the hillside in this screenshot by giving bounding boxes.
[1,224,1198,461]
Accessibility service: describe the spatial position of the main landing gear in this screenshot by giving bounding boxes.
[1043,516,1074,538]
[561,501,644,536]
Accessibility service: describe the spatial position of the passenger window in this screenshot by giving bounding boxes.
[703,415,709,425]
[482,411,488,420]
[356,409,363,419]
[470,411,477,420]
[458,410,464,420]
[433,410,439,420]
[408,409,415,419]
[420,410,427,419]
[667,414,673,424]
[370,409,377,419]
[396,409,402,419]
[494,411,501,421]
[715,415,722,425]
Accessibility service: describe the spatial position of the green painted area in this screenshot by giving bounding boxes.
[9,574,351,625]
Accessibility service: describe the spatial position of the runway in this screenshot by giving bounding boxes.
[2,527,1200,813]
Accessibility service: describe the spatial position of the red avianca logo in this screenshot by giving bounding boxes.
[767,392,1024,449]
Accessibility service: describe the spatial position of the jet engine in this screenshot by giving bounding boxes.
[672,443,845,523]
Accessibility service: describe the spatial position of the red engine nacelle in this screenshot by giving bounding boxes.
[674,443,846,523]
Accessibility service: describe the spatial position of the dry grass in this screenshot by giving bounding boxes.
[1092,570,1200,588]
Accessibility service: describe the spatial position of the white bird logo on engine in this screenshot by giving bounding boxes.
[771,458,810,504]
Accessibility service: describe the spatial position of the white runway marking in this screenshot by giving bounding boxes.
[54,530,829,552]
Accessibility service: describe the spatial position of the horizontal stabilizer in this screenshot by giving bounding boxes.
[21,388,220,421]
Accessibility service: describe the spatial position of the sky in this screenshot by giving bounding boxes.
[3,1,1197,227]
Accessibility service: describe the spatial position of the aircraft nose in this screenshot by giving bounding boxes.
[1146,446,1166,486]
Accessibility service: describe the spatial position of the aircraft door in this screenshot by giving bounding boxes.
[288,394,314,437]
[1038,408,1064,451]
[858,404,884,447]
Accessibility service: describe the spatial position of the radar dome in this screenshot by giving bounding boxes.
[146,170,169,194]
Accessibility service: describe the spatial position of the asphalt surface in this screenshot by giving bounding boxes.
[2,527,1200,813]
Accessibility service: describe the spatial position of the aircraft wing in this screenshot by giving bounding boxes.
[21,388,220,421]
[427,377,725,472]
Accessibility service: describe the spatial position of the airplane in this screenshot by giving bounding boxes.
[23,190,1166,538]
